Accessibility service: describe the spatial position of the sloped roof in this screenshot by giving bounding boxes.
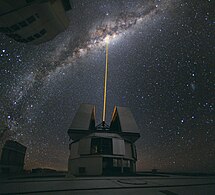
[69,104,96,130]
[110,106,139,133]
[68,104,95,141]
[110,106,140,142]
[68,104,140,142]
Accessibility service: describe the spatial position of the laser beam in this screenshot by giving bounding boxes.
[102,36,109,125]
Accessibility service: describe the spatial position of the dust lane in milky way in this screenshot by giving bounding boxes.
[1,0,213,172]
[5,0,173,109]
[1,0,175,142]
[38,1,172,81]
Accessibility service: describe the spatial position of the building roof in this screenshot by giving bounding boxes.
[3,140,27,153]
[110,106,140,142]
[68,104,140,143]
[110,106,139,133]
[69,104,96,130]
[0,0,71,44]
[68,104,96,141]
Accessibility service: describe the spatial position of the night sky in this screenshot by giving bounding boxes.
[0,0,214,172]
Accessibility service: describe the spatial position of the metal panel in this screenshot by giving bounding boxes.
[110,106,139,134]
[113,138,125,155]
[78,138,91,155]
[69,104,95,130]
[70,142,79,159]
[124,142,132,158]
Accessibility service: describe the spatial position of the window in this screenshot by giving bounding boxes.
[27,16,36,24]
[91,138,99,154]
[91,138,112,155]
[123,159,130,167]
[113,158,122,167]
[10,24,20,31]
[113,159,118,167]
[40,29,47,35]
[2,15,37,35]
[8,28,47,43]
[33,33,41,38]
[19,21,28,27]
[102,138,113,154]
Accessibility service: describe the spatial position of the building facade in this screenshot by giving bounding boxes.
[68,104,140,176]
[0,140,27,174]
[0,0,71,44]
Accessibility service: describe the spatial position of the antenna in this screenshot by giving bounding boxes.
[102,36,109,126]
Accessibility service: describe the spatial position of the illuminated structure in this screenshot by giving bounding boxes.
[0,140,27,174]
[68,104,140,176]
[68,34,140,176]
[0,0,71,44]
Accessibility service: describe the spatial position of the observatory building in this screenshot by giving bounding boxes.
[68,104,140,176]
[0,140,27,174]
[0,0,71,44]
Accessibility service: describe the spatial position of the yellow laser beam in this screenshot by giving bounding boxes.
[102,37,109,124]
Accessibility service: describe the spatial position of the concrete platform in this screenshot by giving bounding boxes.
[0,175,215,194]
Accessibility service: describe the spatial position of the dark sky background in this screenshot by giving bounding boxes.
[0,0,214,172]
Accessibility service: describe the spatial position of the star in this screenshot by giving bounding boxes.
[0,0,214,172]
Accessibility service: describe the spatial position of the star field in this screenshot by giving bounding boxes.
[0,0,214,172]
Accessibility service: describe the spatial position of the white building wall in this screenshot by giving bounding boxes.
[113,138,125,155]
[69,142,79,159]
[78,138,91,155]
[69,156,102,176]
[0,0,69,44]
[68,132,138,175]
[124,142,132,159]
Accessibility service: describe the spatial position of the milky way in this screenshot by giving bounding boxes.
[0,0,214,172]
[37,0,171,81]
[2,0,168,113]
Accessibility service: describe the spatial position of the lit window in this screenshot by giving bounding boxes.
[113,158,122,167]
[123,159,130,167]
[113,159,118,167]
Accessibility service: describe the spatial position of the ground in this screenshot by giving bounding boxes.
[0,174,215,194]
